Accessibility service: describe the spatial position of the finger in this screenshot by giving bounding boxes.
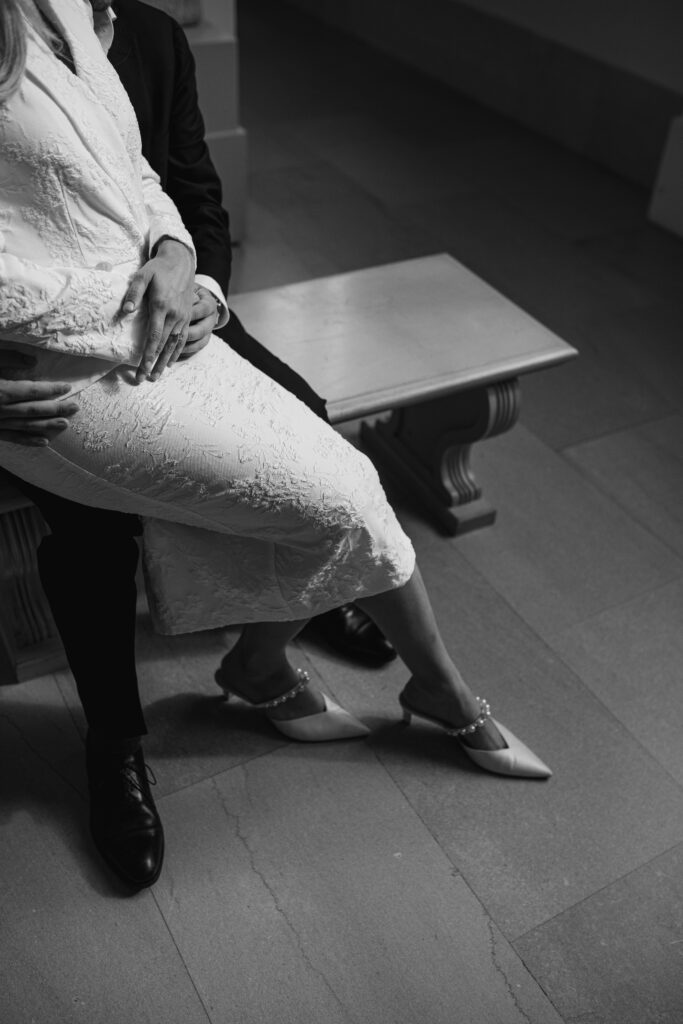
[136,307,169,382]
[0,430,51,447]
[0,381,71,404]
[165,333,187,370]
[186,314,216,345]
[150,325,187,379]
[122,268,151,314]
[178,335,210,360]
[0,417,71,434]
[189,294,216,323]
[0,398,78,420]
[147,326,182,380]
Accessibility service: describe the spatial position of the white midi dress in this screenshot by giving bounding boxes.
[0,0,415,634]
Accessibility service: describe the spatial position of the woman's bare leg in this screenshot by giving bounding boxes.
[356,566,504,750]
[217,618,327,721]
[219,565,504,748]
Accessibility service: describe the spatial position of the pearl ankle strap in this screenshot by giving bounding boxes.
[247,669,311,709]
[447,696,491,737]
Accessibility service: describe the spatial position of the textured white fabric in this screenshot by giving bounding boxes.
[0,337,415,630]
[0,0,195,397]
[0,0,415,631]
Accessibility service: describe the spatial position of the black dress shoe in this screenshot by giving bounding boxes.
[306,603,397,666]
[86,733,164,890]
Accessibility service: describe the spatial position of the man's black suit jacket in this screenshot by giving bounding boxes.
[110,0,232,296]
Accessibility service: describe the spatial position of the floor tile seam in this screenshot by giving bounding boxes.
[430,554,683,788]
[0,703,87,803]
[536,401,681,456]
[269,128,480,206]
[424,528,561,639]
[558,408,683,457]
[519,419,682,526]
[602,333,683,403]
[577,231,683,298]
[372,745,571,991]
[435,535,628,682]
[538,625,683,791]
[367,746,467,885]
[153,744,289,804]
[401,181,660,304]
[51,671,90,745]
[388,818,570,1022]
[488,188,651,258]
[542,564,683,640]
[248,142,397,210]
[510,836,683,946]
[477,906,571,1024]
[571,216,649,250]
[450,532,641,663]
[414,740,682,942]
[150,889,215,1024]
[49,667,77,702]
[463,424,683,580]
[554,558,683,630]
[559,397,683,455]
[524,413,671,481]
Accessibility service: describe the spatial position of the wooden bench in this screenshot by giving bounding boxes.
[0,253,577,682]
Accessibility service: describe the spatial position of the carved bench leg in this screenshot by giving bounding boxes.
[0,505,66,684]
[360,378,520,536]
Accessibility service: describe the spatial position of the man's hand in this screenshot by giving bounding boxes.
[0,353,78,447]
[178,285,220,360]
[121,238,195,383]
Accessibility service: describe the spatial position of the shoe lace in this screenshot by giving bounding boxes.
[92,757,157,801]
[120,759,157,792]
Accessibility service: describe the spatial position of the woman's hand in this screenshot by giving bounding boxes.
[178,285,221,360]
[121,238,195,383]
[0,352,78,446]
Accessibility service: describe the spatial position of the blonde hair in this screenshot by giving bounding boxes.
[0,0,62,103]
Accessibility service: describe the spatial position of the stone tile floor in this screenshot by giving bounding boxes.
[2,1,682,1020]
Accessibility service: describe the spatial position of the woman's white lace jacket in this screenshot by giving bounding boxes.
[0,0,196,394]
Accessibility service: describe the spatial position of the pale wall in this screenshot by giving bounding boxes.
[285,0,682,186]
[458,0,683,94]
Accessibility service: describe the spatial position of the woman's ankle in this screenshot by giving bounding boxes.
[231,636,288,682]
[221,647,323,718]
[407,663,469,698]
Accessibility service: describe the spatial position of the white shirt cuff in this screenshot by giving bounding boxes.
[194,274,230,328]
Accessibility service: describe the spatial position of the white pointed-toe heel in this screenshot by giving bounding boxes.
[216,666,370,742]
[399,691,551,779]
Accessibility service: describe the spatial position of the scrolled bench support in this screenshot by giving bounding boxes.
[360,377,520,536]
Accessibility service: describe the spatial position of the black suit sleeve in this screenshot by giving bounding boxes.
[166,20,232,296]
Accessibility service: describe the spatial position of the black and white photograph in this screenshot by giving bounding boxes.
[1,1,682,1021]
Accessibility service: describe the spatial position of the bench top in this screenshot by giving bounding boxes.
[230,253,578,424]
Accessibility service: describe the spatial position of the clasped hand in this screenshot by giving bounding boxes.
[0,243,220,446]
[122,237,197,383]
[178,284,220,360]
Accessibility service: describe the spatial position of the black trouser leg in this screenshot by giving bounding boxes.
[9,476,147,739]
[37,532,146,738]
